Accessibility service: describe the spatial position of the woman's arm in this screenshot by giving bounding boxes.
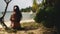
[10,15,15,21]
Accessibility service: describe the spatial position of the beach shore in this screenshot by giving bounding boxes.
[0,19,35,28]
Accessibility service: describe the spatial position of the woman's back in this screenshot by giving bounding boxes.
[10,5,22,30]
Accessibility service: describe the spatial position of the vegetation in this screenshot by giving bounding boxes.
[32,0,38,13]
[0,22,56,34]
[21,7,32,12]
[34,0,60,34]
[0,0,60,34]
[20,0,41,13]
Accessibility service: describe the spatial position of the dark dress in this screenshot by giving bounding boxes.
[10,11,22,30]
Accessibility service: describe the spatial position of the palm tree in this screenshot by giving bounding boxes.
[32,0,38,13]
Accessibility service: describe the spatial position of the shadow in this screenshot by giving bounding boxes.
[5,26,39,33]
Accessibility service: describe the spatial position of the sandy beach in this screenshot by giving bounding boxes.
[0,19,35,28]
[0,20,56,34]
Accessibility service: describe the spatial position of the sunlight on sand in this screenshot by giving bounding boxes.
[0,19,35,28]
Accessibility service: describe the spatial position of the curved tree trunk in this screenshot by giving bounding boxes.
[0,0,12,29]
[0,4,8,28]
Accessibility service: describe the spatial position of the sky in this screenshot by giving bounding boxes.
[0,0,42,11]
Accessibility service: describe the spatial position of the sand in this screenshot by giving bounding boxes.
[0,19,35,28]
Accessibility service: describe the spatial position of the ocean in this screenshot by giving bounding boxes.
[0,12,35,22]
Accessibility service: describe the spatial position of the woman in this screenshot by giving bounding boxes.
[10,5,22,30]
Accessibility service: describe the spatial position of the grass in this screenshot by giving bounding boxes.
[0,22,57,34]
[21,22,41,29]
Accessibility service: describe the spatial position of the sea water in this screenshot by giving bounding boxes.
[0,12,35,22]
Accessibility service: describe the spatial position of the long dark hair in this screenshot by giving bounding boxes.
[13,5,22,22]
[13,5,21,13]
